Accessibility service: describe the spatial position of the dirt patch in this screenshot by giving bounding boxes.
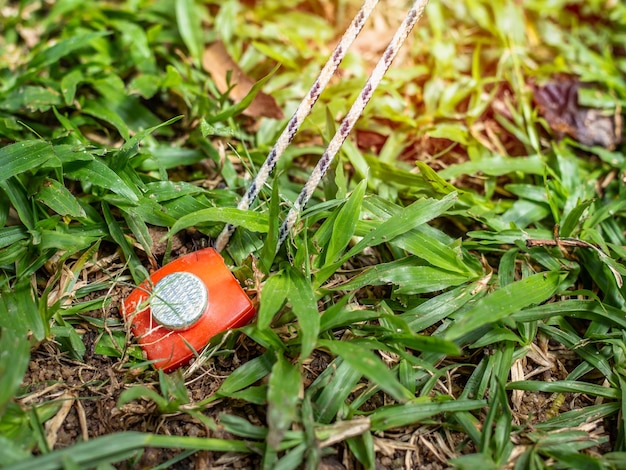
[20,230,264,467]
[21,334,266,468]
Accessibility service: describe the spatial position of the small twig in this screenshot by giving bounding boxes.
[525,238,597,250]
[526,236,624,288]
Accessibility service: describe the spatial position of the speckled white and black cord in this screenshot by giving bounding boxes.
[213,0,380,252]
[277,0,429,250]
[215,0,429,253]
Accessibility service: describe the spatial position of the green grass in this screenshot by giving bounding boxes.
[1,0,626,468]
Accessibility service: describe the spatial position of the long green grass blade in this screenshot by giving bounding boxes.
[0,326,30,414]
[267,354,301,449]
[175,0,204,66]
[512,299,626,329]
[336,260,471,295]
[316,193,457,286]
[444,271,563,341]
[28,31,110,70]
[35,178,86,218]
[214,351,275,399]
[318,339,414,403]
[0,141,58,182]
[4,431,250,470]
[507,380,619,399]
[0,226,28,250]
[65,159,138,202]
[287,268,320,360]
[258,271,289,330]
[325,180,366,263]
[312,359,362,424]
[170,207,269,236]
[370,399,487,431]
[393,225,477,275]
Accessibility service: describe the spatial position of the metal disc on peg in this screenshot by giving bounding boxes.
[150,272,208,330]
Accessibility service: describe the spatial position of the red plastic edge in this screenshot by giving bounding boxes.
[122,248,255,371]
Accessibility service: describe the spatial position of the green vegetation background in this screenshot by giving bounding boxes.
[1,0,626,468]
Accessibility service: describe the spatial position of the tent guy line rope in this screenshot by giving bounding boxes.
[214,0,430,254]
[213,0,379,252]
[276,0,429,251]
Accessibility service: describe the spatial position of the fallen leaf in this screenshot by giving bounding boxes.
[532,76,621,150]
[356,129,387,154]
[202,41,283,119]
[44,391,75,449]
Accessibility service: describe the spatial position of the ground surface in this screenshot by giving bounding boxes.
[2,1,626,469]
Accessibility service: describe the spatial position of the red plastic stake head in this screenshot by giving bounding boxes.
[123,248,255,372]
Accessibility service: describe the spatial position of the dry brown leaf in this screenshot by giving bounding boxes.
[532,77,621,150]
[45,391,75,449]
[510,357,526,410]
[202,41,283,120]
[318,418,371,448]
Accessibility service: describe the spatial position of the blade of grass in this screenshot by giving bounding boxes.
[273,443,307,470]
[9,279,46,342]
[0,141,59,182]
[311,358,362,424]
[0,178,35,231]
[534,402,620,430]
[315,193,457,287]
[267,354,301,450]
[369,398,487,431]
[325,179,366,263]
[318,339,414,403]
[400,280,486,332]
[444,271,563,341]
[211,351,275,402]
[346,431,376,470]
[259,180,281,272]
[28,31,110,70]
[511,299,626,330]
[170,207,269,236]
[35,178,86,218]
[393,225,478,276]
[0,226,28,250]
[0,326,30,415]
[101,202,148,285]
[335,260,472,295]
[4,431,251,470]
[257,270,289,330]
[539,321,614,380]
[205,65,281,124]
[506,380,619,399]
[65,159,139,203]
[287,268,319,361]
[175,0,204,66]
